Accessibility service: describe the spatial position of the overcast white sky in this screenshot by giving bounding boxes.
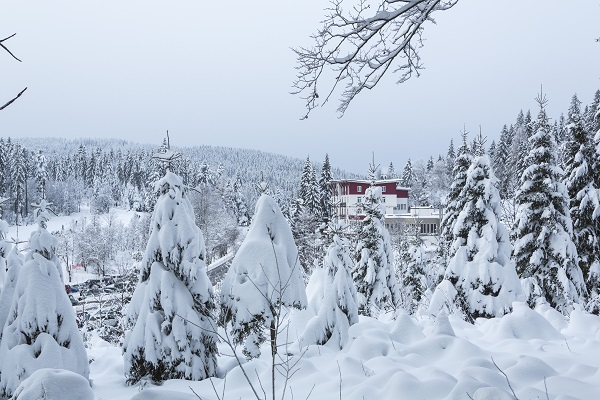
[2,0,599,174]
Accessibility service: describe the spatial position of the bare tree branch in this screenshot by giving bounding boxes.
[292,0,458,119]
[1,33,27,110]
[0,33,22,62]
[0,87,27,111]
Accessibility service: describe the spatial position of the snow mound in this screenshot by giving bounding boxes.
[485,302,563,341]
[12,368,92,400]
[389,310,425,344]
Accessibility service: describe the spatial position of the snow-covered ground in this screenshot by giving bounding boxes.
[85,304,600,400]
[6,208,600,399]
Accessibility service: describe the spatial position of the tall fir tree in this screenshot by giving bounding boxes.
[387,161,396,179]
[352,165,399,316]
[10,144,26,224]
[431,155,521,320]
[398,225,428,315]
[299,156,321,215]
[588,95,600,314]
[511,93,587,315]
[562,94,600,294]
[439,130,473,263]
[124,147,217,384]
[319,154,333,223]
[493,125,512,198]
[445,139,456,183]
[401,159,414,188]
[35,150,48,201]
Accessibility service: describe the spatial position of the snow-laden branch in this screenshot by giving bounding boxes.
[292,0,458,119]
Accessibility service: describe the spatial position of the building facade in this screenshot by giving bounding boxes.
[330,179,442,238]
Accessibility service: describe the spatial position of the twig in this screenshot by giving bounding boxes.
[337,361,342,400]
[0,87,27,111]
[564,338,572,353]
[0,33,22,62]
[491,357,519,400]
[189,386,205,400]
[543,377,550,400]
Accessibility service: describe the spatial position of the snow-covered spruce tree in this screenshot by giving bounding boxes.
[562,94,600,295]
[299,156,320,216]
[219,189,307,359]
[352,177,399,316]
[431,155,521,320]
[589,99,600,314]
[35,150,48,201]
[301,221,358,349]
[401,159,414,188]
[0,200,89,398]
[123,146,217,385]
[439,130,473,264]
[511,94,587,315]
[319,154,333,223]
[398,224,428,315]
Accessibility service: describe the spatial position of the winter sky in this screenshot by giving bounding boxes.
[1,0,599,174]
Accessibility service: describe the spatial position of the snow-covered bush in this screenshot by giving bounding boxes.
[11,368,93,400]
[0,200,89,398]
[219,193,307,359]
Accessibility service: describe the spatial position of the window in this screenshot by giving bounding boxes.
[401,203,407,210]
[381,197,386,203]
[382,186,386,192]
[357,185,362,193]
[357,197,362,203]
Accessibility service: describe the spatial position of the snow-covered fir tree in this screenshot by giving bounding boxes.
[511,94,587,315]
[352,172,399,316]
[398,224,428,315]
[319,154,333,223]
[299,156,321,216]
[387,161,396,179]
[401,159,414,188]
[301,221,358,349]
[123,147,217,385]
[589,98,600,314]
[0,199,89,398]
[35,150,48,201]
[562,94,600,299]
[492,125,512,198]
[219,189,307,359]
[439,131,473,263]
[431,155,521,320]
